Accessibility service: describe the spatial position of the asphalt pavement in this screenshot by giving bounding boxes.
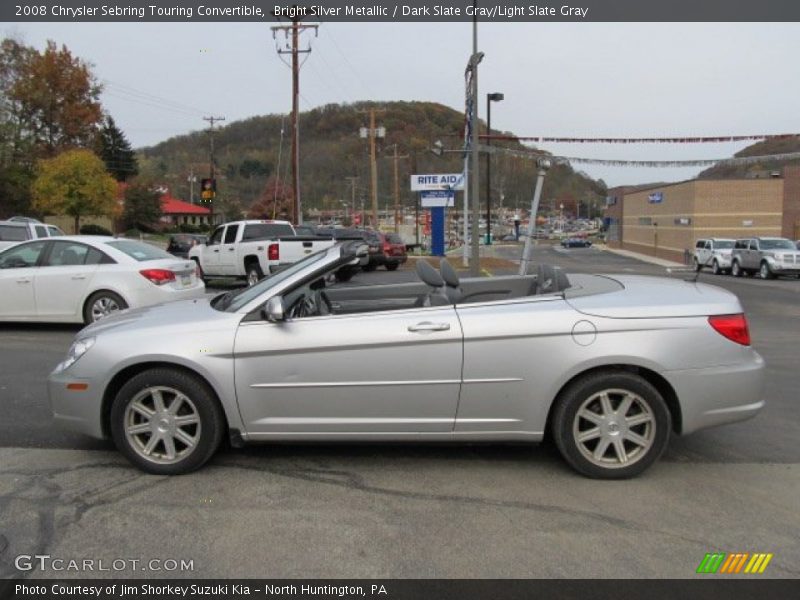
[1,243,798,579]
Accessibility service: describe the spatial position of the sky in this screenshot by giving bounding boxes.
[4,21,800,187]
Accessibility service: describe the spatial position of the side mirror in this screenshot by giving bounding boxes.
[264,296,285,322]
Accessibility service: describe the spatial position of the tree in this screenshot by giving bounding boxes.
[123,183,163,231]
[11,40,102,157]
[31,149,117,233]
[248,177,294,221]
[95,115,138,182]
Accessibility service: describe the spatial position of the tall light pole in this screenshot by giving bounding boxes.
[485,92,504,245]
[519,158,551,276]
[469,10,482,277]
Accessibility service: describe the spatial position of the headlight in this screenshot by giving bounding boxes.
[53,337,96,373]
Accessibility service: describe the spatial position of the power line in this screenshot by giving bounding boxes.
[482,133,800,144]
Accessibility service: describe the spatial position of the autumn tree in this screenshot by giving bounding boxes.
[32,149,117,233]
[11,40,103,157]
[122,183,162,231]
[95,115,138,182]
[247,177,293,221]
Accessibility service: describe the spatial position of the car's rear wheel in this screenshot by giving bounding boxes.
[246,262,264,286]
[731,260,743,277]
[551,371,671,479]
[385,262,399,271]
[759,261,774,280]
[110,368,224,475]
[362,263,377,272]
[83,291,127,324]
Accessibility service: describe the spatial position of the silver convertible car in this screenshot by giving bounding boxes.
[49,242,765,478]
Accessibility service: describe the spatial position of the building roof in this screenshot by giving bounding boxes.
[161,195,210,215]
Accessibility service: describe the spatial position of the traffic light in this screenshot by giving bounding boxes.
[200,178,216,201]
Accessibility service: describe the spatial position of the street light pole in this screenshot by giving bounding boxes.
[485,92,503,245]
[519,158,551,276]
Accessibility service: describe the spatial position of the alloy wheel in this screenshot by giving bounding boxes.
[123,386,202,465]
[572,388,656,469]
[91,296,121,321]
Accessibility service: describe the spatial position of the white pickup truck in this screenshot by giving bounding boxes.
[188,220,335,285]
[0,219,64,252]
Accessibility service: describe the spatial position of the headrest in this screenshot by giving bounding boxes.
[439,259,460,288]
[416,260,444,288]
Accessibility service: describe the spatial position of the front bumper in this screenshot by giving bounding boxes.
[48,370,107,439]
[766,260,800,275]
[667,351,766,435]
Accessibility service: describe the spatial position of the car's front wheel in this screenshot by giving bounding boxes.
[712,259,722,275]
[110,368,224,475]
[551,371,671,479]
[83,291,128,324]
[759,261,774,280]
[731,260,743,277]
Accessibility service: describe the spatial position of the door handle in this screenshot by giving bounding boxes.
[213,249,220,253]
[16,278,31,284]
[71,275,86,280]
[408,322,450,332]
[228,248,235,251]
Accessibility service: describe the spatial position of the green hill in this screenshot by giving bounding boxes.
[698,135,800,179]
[137,101,607,220]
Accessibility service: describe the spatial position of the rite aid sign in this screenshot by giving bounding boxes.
[410,173,464,191]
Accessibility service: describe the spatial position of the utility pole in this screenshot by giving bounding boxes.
[469,9,483,276]
[203,115,225,225]
[272,17,318,224]
[385,144,409,232]
[345,176,358,225]
[358,108,386,228]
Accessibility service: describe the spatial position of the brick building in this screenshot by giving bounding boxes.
[604,166,800,263]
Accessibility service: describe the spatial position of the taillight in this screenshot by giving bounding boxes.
[139,269,176,286]
[268,243,279,261]
[383,242,391,253]
[708,314,751,346]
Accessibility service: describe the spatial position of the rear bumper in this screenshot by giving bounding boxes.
[667,351,766,435]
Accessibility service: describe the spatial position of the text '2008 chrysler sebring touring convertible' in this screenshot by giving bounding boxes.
[49,242,765,479]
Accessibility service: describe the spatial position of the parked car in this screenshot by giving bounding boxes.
[731,237,800,279]
[561,237,592,248]
[0,236,204,324]
[362,231,407,271]
[315,227,375,280]
[693,238,735,275]
[166,233,208,258]
[293,225,318,237]
[188,220,336,286]
[0,219,64,252]
[50,243,764,479]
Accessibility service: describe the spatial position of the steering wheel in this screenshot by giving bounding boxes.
[287,294,316,319]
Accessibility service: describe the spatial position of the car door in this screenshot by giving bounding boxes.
[219,223,240,275]
[746,240,759,269]
[34,241,99,319]
[0,240,48,318]
[202,226,225,273]
[234,305,464,435]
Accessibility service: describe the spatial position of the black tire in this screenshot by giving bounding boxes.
[711,259,721,275]
[731,260,743,277]
[759,261,774,280]
[551,371,671,479]
[110,368,224,475]
[245,262,264,286]
[192,258,208,284]
[692,257,700,271]
[83,290,128,324]
[362,263,378,272]
[385,262,399,271]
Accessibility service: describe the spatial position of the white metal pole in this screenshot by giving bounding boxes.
[462,154,469,267]
[519,167,547,276]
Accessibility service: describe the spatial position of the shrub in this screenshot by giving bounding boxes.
[79,223,113,236]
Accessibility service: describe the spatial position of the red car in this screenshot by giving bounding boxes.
[364,232,407,271]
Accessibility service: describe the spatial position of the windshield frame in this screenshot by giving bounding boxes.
[221,244,346,313]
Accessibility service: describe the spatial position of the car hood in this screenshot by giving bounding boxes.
[564,274,742,319]
[80,296,237,337]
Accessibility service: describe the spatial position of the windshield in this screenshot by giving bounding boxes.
[105,240,174,261]
[222,248,332,312]
[714,241,734,249]
[760,239,795,250]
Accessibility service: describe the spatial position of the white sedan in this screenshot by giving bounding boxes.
[0,236,205,324]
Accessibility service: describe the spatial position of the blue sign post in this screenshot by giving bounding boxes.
[420,190,455,257]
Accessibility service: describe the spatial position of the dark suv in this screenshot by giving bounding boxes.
[166,233,208,258]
